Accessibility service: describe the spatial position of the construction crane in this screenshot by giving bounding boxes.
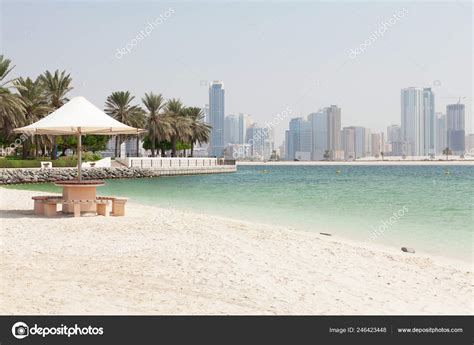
[439,96,467,104]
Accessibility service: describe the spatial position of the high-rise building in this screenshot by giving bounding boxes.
[279,141,286,160]
[434,113,446,155]
[307,106,342,160]
[208,81,225,157]
[346,126,371,158]
[246,124,274,160]
[285,118,311,160]
[401,87,435,156]
[371,132,384,158]
[224,115,239,145]
[386,124,402,155]
[446,103,465,155]
[238,113,252,144]
[203,104,210,123]
[423,88,435,155]
[465,134,474,156]
[327,105,343,160]
[308,111,328,160]
[342,127,356,160]
[387,125,401,143]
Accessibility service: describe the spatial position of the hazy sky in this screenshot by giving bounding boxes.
[2,1,472,145]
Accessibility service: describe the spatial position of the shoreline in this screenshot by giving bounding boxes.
[3,185,471,267]
[1,187,472,314]
[237,161,474,166]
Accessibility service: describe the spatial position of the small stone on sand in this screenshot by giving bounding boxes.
[401,247,415,254]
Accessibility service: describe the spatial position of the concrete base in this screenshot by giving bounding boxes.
[60,185,100,213]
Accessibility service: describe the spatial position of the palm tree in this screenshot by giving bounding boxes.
[164,98,192,157]
[183,106,211,157]
[142,92,173,157]
[0,55,25,143]
[13,77,52,158]
[40,70,73,159]
[442,147,452,161]
[40,70,73,108]
[105,91,144,157]
[323,150,331,161]
[133,110,146,156]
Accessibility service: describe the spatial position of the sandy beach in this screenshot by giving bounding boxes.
[0,187,472,315]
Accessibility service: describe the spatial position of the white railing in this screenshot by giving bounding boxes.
[127,157,219,169]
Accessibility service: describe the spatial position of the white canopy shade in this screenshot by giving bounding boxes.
[13,96,146,181]
[14,96,145,135]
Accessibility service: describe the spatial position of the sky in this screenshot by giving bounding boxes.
[1,0,472,145]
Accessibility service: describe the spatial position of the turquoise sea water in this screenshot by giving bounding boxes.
[8,165,473,261]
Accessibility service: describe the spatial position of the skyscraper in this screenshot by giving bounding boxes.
[208,81,225,157]
[423,88,435,155]
[285,118,311,160]
[327,105,342,160]
[371,132,384,157]
[387,124,401,143]
[246,124,274,159]
[386,124,403,156]
[342,127,356,160]
[466,134,474,155]
[238,113,252,144]
[203,104,210,123]
[308,111,328,160]
[346,126,371,158]
[401,87,435,156]
[224,115,239,145]
[434,113,446,155]
[307,106,342,160]
[446,103,465,155]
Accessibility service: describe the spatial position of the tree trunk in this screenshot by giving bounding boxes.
[190,142,194,157]
[50,137,56,160]
[34,137,39,158]
[136,135,140,157]
[22,139,30,159]
[151,132,156,157]
[171,136,177,157]
[114,136,119,157]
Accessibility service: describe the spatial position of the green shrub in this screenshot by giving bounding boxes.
[0,158,77,168]
[82,151,101,161]
[0,159,40,168]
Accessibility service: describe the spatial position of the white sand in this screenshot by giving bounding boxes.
[0,187,472,315]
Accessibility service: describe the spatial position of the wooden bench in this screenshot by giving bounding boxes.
[97,196,128,216]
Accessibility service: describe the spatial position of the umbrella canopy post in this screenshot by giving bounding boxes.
[77,129,82,181]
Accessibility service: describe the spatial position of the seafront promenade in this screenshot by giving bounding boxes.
[0,158,237,185]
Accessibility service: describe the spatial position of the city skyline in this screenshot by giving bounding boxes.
[221,83,470,160]
[3,1,472,145]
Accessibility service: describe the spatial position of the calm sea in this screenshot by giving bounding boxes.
[9,165,473,261]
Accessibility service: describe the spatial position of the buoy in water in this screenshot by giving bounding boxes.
[336,169,341,174]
